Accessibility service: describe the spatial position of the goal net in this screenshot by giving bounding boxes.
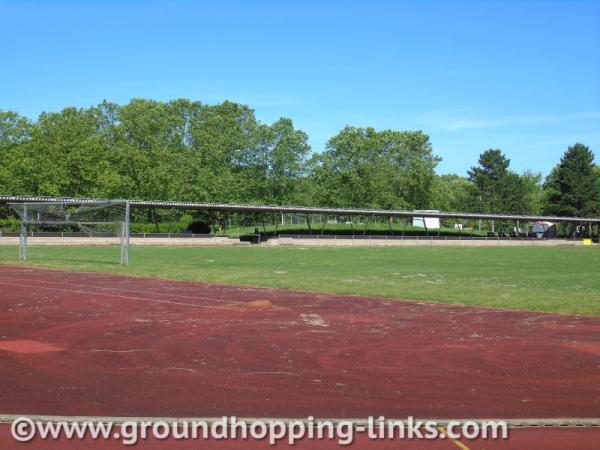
[9,201,130,265]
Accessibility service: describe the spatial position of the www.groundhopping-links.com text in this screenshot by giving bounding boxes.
[11,416,509,445]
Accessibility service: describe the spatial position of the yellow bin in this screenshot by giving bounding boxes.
[583,239,592,246]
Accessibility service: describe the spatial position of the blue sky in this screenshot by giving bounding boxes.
[1,0,599,176]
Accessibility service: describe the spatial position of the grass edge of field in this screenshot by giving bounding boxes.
[2,260,598,319]
[1,244,598,317]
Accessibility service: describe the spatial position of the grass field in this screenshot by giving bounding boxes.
[0,245,599,315]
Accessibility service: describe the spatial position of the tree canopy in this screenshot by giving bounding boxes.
[467,149,544,217]
[543,144,600,217]
[312,127,440,209]
[0,99,597,221]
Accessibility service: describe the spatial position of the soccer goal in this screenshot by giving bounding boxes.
[9,200,131,265]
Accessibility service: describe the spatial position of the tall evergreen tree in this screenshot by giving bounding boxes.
[467,149,511,215]
[544,144,600,217]
[467,149,542,230]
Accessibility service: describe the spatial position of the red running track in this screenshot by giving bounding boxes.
[0,265,599,448]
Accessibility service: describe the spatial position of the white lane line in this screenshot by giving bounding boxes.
[0,414,598,427]
[0,274,247,306]
[0,280,248,312]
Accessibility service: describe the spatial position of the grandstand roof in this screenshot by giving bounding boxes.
[1,195,599,223]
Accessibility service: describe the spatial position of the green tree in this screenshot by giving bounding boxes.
[467,149,511,216]
[516,170,543,215]
[544,144,600,216]
[0,111,32,195]
[467,149,542,229]
[499,171,543,215]
[313,127,440,209]
[116,99,186,201]
[112,98,209,229]
[249,118,310,204]
[190,101,259,203]
[430,174,476,212]
[15,107,123,197]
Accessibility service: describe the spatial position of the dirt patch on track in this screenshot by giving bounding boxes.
[0,339,65,354]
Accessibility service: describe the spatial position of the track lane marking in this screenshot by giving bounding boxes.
[438,427,471,450]
[0,274,247,306]
[0,280,251,312]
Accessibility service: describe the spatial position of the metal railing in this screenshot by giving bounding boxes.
[277,234,573,241]
[0,231,221,239]
[0,231,586,242]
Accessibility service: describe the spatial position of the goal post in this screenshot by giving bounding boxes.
[19,204,28,261]
[9,200,131,266]
[120,200,130,265]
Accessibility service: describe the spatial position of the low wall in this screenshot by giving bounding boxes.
[268,237,589,247]
[0,236,594,247]
[0,237,245,247]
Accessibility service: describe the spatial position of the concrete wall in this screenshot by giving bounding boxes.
[268,237,589,247]
[0,236,593,247]
[0,237,245,247]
